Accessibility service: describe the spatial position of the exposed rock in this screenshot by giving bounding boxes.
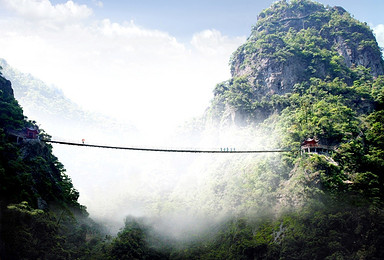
[37,197,48,210]
[0,76,14,100]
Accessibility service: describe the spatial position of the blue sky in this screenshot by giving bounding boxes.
[90,0,275,40]
[0,0,383,132]
[47,0,384,40]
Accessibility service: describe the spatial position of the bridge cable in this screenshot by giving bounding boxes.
[42,139,293,154]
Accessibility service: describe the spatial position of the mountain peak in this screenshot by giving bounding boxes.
[207,0,384,126]
[231,0,383,84]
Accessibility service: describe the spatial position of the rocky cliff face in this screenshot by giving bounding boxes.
[208,0,384,126]
[0,75,14,100]
[230,0,383,97]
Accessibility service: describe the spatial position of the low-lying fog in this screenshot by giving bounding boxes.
[50,122,279,236]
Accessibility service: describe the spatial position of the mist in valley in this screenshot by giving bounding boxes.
[45,117,285,237]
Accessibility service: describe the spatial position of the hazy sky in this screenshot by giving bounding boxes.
[0,0,383,133]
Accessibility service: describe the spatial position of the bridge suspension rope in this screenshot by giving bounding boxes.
[42,139,293,154]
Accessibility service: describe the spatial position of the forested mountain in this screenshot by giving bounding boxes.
[207,0,383,126]
[1,0,384,259]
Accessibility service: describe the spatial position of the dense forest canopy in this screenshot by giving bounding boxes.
[1,0,384,259]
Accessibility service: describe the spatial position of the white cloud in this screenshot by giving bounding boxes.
[191,29,245,56]
[0,0,92,23]
[374,24,384,50]
[0,0,245,134]
[99,19,186,53]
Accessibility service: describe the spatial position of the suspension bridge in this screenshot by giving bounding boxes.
[41,139,293,154]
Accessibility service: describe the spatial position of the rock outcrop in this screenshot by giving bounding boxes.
[0,75,14,100]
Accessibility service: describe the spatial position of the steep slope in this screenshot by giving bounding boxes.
[208,0,384,126]
[0,74,106,259]
[0,75,81,210]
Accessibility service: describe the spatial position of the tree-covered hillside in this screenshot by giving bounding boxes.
[205,0,384,204]
[208,0,383,126]
[0,74,109,259]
